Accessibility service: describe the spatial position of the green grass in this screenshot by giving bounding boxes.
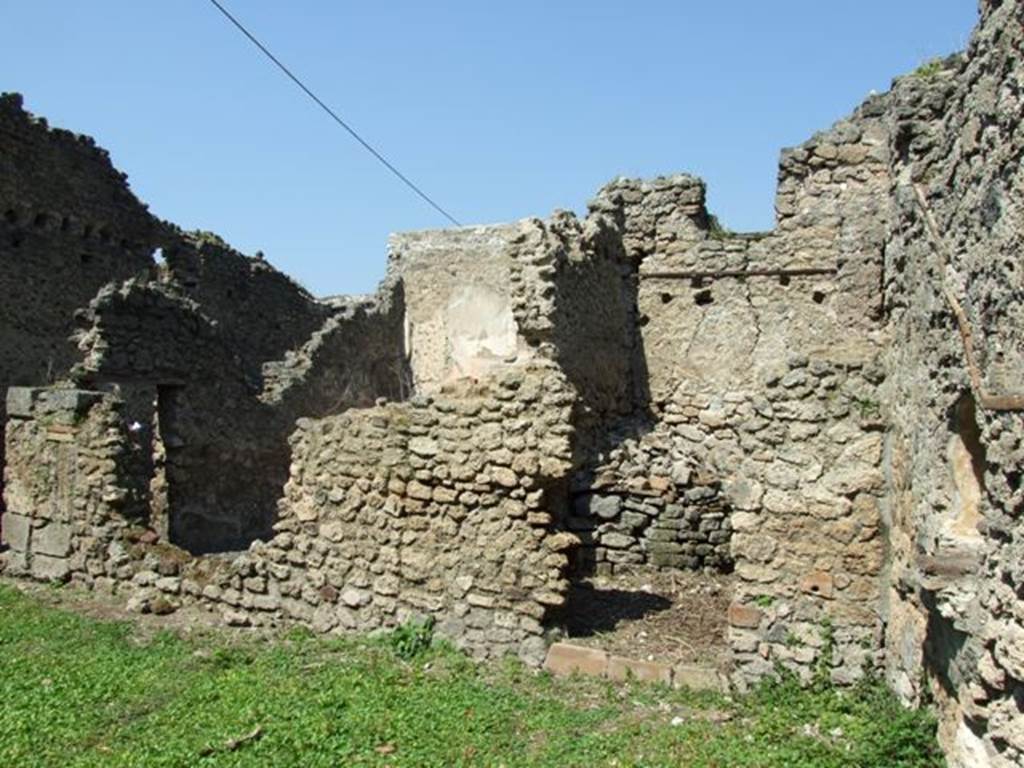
[0,584,944,767]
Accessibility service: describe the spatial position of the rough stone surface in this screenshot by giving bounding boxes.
[2,6,1023,765]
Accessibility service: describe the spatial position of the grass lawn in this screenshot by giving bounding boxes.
[0,583,944,767]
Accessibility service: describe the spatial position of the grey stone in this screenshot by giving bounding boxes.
[0,514,31,551]
[32,522,72,558]
[5,387,39,418]
[31,554,70,581]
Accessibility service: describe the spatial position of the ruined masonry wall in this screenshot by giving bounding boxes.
[72,280,288,553]
[2,389,141,583]
[571,104,895,686]
[880,1,1024,764]
[0,93,161,516]
[162,234,333,380]
[244,362,576,662]
[260,279,408,418]
[3,366,578,664]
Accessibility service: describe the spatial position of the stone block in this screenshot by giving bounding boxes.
[673,664,726,692]
[1,513,31,551]
[601,532,634,549]
[575,493,621,520]
[543,643,608,677]
[32,522,72,558]
[341,587,371,607]
[3,549,29,575]
[408,437,439,457]
[5,387,39,418]
[31,554,70,582]
[608,656,673,684]
[650,552,699,569]
[42,388,102,414]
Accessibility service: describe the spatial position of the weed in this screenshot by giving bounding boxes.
[707,214,735,241]
[813,616,836,689]
[852,396,882,419]
[384,616,436,660]
[912,58,944,80]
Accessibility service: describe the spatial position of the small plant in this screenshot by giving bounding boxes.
[852,396,882,419]
[813,616,836,689]
[284,625,315,643]
[754,594,775,608]
[385,616,436,660]
[707,214,735,241]
[912,58,944,80]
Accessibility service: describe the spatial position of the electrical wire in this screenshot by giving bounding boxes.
[205,0,463,227]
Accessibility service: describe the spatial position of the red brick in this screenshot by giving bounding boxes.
[800,571,835,599]
[728,602,764,629]
[543,643,608,677]
[607,656,673,684]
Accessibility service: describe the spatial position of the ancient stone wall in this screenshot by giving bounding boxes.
[558,150,893,687]
[2,387,141,583]
[3,365,578,664]
[246,362,576,662]
[260,279,408,417]
[70,279,287,552]
[162,233,332,380]
[3,8,1024,765]
[880,1,1024,764]
[512,212,645,425]
[0,93,161,516]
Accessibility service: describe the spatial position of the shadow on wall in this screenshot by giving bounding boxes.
[68,274,408,556]
[549,219,654,485]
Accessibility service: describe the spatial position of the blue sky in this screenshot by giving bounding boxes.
[3,2,977,296]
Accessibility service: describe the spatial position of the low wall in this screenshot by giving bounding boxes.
[2,388,139,583]
[2,362,578,664]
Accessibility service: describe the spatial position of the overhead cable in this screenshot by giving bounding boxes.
[206,0,463,227]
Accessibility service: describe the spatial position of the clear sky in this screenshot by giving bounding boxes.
[2,1,978,296]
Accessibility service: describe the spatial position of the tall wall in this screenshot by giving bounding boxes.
[565,107,895,684]
[0,93,161,516]
[881,1,1024,764]
[162,233,332,380]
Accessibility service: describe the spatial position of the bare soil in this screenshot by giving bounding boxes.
[553,567,733,669]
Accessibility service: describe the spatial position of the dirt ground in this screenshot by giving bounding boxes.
[551,567,734,669]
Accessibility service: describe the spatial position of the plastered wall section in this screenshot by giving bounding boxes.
[388,225,532,391]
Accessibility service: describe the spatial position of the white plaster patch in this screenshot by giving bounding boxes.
[444,285,518,381]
